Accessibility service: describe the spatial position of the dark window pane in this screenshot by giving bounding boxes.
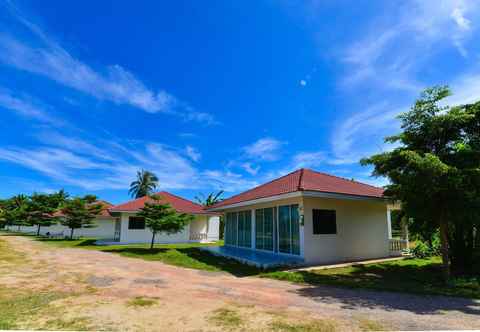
[128,217,145,230]
[312,209,337,234]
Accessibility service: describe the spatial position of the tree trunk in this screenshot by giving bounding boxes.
[37,224,41,236]
[70,228,74,240]
[150,232,156,250]
[439,215,451,282]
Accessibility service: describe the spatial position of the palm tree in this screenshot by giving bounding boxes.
[129,170,159,198]
[194,190,224,207]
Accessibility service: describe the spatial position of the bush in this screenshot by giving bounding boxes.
[411,240,439,258]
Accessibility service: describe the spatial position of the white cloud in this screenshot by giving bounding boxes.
[240,162,260,176]
[451,7,471,30]
[185,145,201,162]
[448,72,480,106]
[300,80,307,86]
[331,103,403,165]
[243,137,285,161]
[292,151,325,169]
[0,7,216,124]
[0,131,255,193]
[0,88,61,125]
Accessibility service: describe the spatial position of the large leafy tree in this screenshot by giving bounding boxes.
[362,86,480,280]
[129,170,159,198]
[137,195,194,249]
[60,195,103,239]
[3,195,29,231]
[25,191,68,236]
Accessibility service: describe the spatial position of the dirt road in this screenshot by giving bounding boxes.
[1,235,479,331]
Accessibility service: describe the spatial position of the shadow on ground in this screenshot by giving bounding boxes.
[101,247,265,277]
[294,283,480,315]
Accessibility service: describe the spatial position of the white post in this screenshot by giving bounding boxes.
[387,208,392,239]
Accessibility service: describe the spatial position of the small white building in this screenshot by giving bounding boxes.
[6,201,116,238]
[108,191,220,244]
[207,168,404,267]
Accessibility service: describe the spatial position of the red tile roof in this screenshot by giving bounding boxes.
[209,168,384,209]
[109,191,216,215]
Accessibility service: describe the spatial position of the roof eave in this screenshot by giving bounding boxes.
[207,190,387,211]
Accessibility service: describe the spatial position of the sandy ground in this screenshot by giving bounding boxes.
[1,235,479,331]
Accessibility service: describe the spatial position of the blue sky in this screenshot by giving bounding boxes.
[1,0,479,204]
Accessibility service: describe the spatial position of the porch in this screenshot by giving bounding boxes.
[201,245,304,269]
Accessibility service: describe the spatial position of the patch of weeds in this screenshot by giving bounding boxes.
[127,296,158,307]
[208,308,243,329]
[0,288,66,329]
[0,238,26,266]
[270,320,338,332]
[357,318,385,331]
[45,316,92,331]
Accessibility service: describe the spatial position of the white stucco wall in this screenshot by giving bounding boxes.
[118,212,190,244]
[302,197,389,264]
[206,216,220,241]
[5,218,116,238]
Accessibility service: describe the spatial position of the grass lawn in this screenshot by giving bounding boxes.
[2,231,479,299]
[263,257,480,299]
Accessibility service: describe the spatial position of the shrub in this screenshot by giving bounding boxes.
[411,240,439,258]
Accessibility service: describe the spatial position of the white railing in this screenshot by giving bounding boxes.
[389,239,409,255]
[190,233,208,241]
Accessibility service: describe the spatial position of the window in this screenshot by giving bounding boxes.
[278,204,300,255]
[128,216,145,230]
[255,207,274,251]
[225,211,251,247]
[312,209,336,234]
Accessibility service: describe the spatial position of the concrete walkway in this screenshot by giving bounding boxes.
[290,256,410,272]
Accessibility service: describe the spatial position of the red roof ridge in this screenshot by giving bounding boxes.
[297,168,305,191]
[212,169,302,205]
[303,168,384,190]
[153,191,205,209]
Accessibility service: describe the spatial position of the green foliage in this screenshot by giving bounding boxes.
[262,257,480,299]
[194,190,224,207]
[411,241,440,258]
[361,86,480,278]
[137,194,194,249]
[208,308,243,329]
[127,296,158,307]
[129,169,159,198]
[24,191,67,235]
[60,195,102,239]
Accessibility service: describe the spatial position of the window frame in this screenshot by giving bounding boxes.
[128,216,146,230]
[312,209,337,235]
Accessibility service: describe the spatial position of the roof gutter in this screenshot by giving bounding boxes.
[207,190,388,212]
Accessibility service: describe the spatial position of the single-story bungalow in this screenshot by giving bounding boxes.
[6,201,116,238]
[108,191,220,244]
[206,168,405,267]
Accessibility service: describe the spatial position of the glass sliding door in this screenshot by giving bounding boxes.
[225,212,237,246]
[225,211,251,248]
[278,205,291,253]
[237,211,252,248]
[278,204,300,255]
[255,207,274,251]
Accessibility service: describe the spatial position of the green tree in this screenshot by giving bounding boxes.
[3,195,29,231]
[60,195,102,239]
[129,170,159,198]
[25,191,67,236]
[361,86,480,280]
[137,195,194,249]
[195,190,224,239]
